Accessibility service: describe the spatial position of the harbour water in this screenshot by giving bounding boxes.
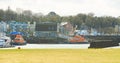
[2,44,90,49]
[1,43,120,49]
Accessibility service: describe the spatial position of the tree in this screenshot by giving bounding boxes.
[0,9,4,21]
[4,8,17,21]
[46,11,61,22]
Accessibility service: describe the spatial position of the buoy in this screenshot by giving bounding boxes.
[18,47,21,49]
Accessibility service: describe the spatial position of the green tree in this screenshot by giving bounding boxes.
[46,12,61,22]
[0,9,4,21]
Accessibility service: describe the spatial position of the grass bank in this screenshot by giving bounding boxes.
[0,49,120,63]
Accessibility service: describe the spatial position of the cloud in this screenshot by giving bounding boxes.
[0,0,120,17]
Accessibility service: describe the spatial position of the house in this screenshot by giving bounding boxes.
[60,22,74,36]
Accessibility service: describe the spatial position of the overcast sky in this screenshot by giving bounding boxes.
[0,0,120,17]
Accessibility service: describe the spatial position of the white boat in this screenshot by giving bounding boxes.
[0,35,13,48]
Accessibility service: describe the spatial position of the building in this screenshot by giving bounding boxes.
[60,22,74,36]
[0,21,7,32]
[8,21,36,36]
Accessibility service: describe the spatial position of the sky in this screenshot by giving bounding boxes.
[0,0,120,17]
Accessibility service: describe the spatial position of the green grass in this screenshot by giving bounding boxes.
[0,49,120,63]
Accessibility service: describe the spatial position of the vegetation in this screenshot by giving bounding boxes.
[0,8,120,33]
[0,49,120,63]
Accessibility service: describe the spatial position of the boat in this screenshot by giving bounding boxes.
[0,36,13,48]
[11,34,26,45]
[68,35,89,44]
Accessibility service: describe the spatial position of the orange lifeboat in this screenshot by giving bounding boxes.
[12,34,26,45]
[69,35,88,44]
